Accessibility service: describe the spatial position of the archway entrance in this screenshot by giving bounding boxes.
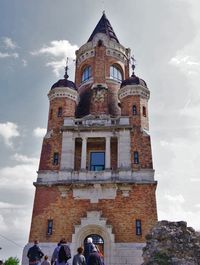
[84,234,104,255]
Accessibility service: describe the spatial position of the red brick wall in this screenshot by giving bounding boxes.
[29,183,157,243]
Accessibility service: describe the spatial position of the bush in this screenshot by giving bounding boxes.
[4,257,19,265]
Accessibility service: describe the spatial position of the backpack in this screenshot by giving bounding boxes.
[58,245,71,263]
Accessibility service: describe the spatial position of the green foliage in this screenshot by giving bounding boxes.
[4,257,20,265]
[154,252,171,265]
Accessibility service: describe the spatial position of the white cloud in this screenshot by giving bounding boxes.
[2,37,17,49]
[0,52,19,59]
[46,59,66,77]
[165,194,185,203]
[31,40,78,76]
[0,122,20,147]
[0,162,38,189]
[33,127,46,138]
[31,40,78,58]
[12,153,38,164]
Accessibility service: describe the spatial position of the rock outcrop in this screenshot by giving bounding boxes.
[142,220,200,265]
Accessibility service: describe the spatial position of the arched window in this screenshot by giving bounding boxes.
[82,66,92,82]
[110,65,122,82]
[142,106,146,117]
[132,105,137,115]
[57,107,62,117]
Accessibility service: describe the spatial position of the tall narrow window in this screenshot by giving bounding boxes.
[110,65,122,82]
[142,106,146,117]
[82,66,92,82]
[53,152,59,165]
[134,151,139,164]
[132,105,137,115]
[49,109,53,120]
[136,219,142,235]
[47,219,53,235]
[57,107,63,117]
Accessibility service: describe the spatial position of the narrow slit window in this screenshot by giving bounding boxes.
[53,152,59,165]
[57,107,63,117]
[47,219,53,235]
[132,105,137,115]
[134,151,139,164]
[142,106,146,117]
[136,219,142,235]
[49,109,53,120]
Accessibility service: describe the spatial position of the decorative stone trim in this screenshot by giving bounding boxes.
[72,211,115,265]
[73,183,117,203]
[118,85,150,100]
[48,87,78,102]
[76,48,95,66]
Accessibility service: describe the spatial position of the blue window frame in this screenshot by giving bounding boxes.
[90,152,105,171]
[47,219,53,235]
[136,219,142,235]
[110,65,122,82]
[134,151,139,164]
[82,66,92,82]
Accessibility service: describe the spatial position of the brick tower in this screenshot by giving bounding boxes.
[22,13,157,265]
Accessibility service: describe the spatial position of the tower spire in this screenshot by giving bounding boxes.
[64,57,69,80]
[131,56,136,77]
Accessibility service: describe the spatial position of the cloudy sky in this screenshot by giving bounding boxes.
[0,0,200,260]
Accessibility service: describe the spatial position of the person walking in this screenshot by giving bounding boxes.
[51,243,60,265]
[84,238,96,264]
[72,246,86,265]
[41,255,51,265]
[56,238,71,265]
[87,248,103,265]
[27,240,44,265]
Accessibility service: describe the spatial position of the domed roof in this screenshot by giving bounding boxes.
[51,63,77,90]
[121,58,148,89]
[51,79,77,90]
[120,73,147,88]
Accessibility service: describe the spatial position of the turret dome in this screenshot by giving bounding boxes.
[51,62,77,90]
[51,79,77,90]
[120,73,147,88]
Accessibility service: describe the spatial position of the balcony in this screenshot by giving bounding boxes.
[36,168,155,185]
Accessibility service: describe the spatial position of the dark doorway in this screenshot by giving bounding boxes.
[84,234,104,255]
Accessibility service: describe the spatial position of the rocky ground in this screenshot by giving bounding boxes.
[142,220,200,265]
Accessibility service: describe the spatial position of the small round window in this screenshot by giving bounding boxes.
[110,65,122,82]
[82,66,92,82]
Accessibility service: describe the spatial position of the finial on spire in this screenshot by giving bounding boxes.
[131,56,136,76]
[64,57,69,79]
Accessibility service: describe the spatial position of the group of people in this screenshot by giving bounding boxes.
[27,238,104,265]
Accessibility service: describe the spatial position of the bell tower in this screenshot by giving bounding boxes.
[22,13,157,265]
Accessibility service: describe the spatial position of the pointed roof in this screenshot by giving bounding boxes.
[88,12,119,43]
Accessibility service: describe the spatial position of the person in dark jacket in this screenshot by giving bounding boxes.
[27,240,44,265]
[87,249,103,265]
[84,238,97,264]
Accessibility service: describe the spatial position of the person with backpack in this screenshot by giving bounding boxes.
[57,238,71,265]
[27,240,44,265]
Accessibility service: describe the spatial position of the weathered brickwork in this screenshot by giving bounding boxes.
[26,14,157,265]
[29,184,157,243]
